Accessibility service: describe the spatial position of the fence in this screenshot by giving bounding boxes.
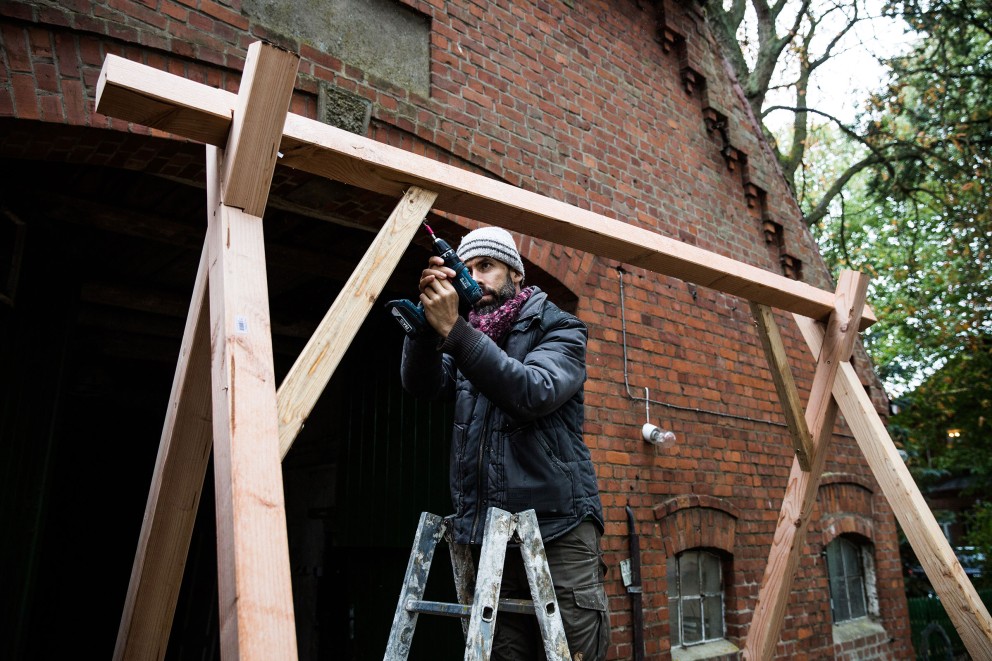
[908,588,992,660]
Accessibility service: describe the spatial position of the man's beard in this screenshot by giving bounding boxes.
[474,277,518,315]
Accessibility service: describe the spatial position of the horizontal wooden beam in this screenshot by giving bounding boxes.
[95,54,876,329]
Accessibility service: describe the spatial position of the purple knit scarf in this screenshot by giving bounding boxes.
[468,286,535,341]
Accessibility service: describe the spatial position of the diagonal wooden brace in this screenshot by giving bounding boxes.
[750,302,814,471]
[742,270,869,661]
[113,244,213,661]
[276,186,438,458]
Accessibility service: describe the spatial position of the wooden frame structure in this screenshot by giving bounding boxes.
[94,42,992,660]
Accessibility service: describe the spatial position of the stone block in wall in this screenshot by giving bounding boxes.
[318,84,372,135]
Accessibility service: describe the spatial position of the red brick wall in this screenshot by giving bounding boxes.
[0,0,913,658]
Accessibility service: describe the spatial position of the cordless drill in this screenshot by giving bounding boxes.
[386,223,484,337]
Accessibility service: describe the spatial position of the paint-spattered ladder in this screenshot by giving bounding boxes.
[383,507,571,661]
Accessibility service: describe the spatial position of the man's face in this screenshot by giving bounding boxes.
[465,256,522,314]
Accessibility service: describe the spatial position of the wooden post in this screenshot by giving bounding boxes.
[206,144,298,659]
[112,41,300,660]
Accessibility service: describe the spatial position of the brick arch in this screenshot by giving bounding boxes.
[516,235,598,299]
[818,473,876,544]
[817,473,875,523]
[822,514,875,544]
[820,471,876,491]
[654,495,739,556]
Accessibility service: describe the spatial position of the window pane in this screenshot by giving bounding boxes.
[847,577,867,618]
[703,594,724,640]
[667,557,679,598]
[683,597,703,644]
[672,549,726,649]
[826,536,873,623]
[841,539,859,572]
[830,577,850,621]
[701,554,721,593]
[680,553,700,594]
[826,539,842,569]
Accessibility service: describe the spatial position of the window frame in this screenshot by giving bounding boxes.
[824,535,870,623]
[668,549,726,648]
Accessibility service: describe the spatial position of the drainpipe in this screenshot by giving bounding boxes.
[625,503,645,661]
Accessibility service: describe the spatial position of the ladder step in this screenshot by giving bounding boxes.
[385,508,571,661]
[406,598,538,618]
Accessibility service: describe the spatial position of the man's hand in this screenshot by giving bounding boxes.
[419,255,460,338]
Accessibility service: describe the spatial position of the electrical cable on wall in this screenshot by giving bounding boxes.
[617,265,788,431]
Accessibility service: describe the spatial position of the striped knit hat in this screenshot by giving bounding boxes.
[457,227,525,278]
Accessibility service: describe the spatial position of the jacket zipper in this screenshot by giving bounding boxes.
[470,402,493,543]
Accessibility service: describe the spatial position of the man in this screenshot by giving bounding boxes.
[399,226,610,660]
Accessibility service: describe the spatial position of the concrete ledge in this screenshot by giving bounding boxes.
[672,639,740,661]
[833,617,888,645]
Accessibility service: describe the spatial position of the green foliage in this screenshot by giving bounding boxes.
[889,336,992,483]
[804,5,991,587]
[964,503,992,588]
[801,0,992,396]
[889,336,991,590]
[857,0,992,387]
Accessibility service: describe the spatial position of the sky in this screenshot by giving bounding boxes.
[809,6,918,123]
[762,0,919,129]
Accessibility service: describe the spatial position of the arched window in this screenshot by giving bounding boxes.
[667,549,725,647]
[824,536,869,622]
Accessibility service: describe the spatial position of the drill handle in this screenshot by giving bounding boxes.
[385,298,427,337]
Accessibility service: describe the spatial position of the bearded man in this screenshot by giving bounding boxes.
[399,226,610,660]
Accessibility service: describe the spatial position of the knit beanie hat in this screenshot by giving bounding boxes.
[457,227,525,278]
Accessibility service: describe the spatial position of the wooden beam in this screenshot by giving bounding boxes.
[206,146,298,660]
[115,43,302,660]
[203,42,300,660]
[222,42,299,216]
[743,270,869,661]
[795,315,992,660]
[94,54,877,330]
[750,301,814,470]
[113,244,213,661]
[277,186,437,458]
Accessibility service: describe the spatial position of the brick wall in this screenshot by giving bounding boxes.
[0,0,913,658]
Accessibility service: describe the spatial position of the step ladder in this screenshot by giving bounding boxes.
[384,507,571,661]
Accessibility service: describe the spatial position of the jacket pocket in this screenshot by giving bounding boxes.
[502,426,574,518]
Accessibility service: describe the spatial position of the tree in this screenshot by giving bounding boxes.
[816,0,992,391]
[708,0,992,393]
[889,335,992,589]
[698,0,890,203]
[858,0,992,583]
[695,0,992,590]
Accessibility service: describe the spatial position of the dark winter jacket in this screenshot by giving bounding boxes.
[400,287,604,545]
